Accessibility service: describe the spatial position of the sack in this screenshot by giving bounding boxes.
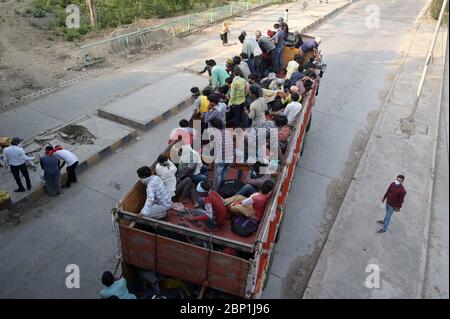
[231,216,259,237]
[218,179,244,198]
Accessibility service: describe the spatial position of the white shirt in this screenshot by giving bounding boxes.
[3,145,33,166]
[54,149,78,166]
[284,101,303,125]
[155,160,177,197]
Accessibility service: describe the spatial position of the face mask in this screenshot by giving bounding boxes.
[394,180,401,185]
[140,177,150,184]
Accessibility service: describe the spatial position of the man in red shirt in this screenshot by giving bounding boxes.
[378,174,407,233]
[224,180,274,221]
[187,180,229,229]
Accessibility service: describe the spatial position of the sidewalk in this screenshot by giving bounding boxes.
[303,17,448,299]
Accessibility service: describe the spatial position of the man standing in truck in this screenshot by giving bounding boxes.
[136,166,172,219]
[377,175,407,233]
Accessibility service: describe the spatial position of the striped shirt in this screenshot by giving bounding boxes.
[141,176,172,216]
[208,128,234,164]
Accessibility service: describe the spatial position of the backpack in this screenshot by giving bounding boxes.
[231,216,259,237]
[218,179,244,198]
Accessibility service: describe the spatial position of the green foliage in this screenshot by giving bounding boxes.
[62,24,91,41]
[431,0,449,24]
[28,0,255,39]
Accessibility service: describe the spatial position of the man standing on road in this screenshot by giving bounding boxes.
[53,146,78,188]
[377,175,407,233]
[3,137,34,192]
[40,146,62,198]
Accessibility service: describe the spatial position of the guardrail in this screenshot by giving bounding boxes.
[80,0,279,65]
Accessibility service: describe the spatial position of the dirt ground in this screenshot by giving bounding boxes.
[0,0,181,113]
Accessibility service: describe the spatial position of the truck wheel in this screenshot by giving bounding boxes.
[300,143,305,157]
[306,115,312,132]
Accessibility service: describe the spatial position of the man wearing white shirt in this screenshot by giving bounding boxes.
[53,145,79,188]
[3,137,34,192]
[272,92,303,126]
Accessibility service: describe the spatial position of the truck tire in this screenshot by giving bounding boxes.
[300,142,305,157]
[306,115,312,132]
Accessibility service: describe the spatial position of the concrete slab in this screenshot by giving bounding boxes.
[98,73,208,130]
[0,107,65,141]
[0,115,136,207]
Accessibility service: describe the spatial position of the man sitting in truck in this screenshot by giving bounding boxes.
[224,180,274,221]
[136,166,173,219]
[186,180,229,229]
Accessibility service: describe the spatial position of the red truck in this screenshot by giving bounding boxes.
[111,39,324,298]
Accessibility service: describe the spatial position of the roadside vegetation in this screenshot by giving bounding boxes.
[27,0,231,41]
[431,0,449,24]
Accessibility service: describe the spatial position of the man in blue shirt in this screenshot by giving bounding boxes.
[300,37,321,56]
[270,23,285,73]
[100,271,137,299]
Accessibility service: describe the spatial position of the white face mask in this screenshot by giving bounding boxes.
[394,180,401,185]
[139,177,150,184]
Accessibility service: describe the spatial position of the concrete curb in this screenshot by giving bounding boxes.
[9,129,137,210]
[418,29,448,299]
[97,95,194,131]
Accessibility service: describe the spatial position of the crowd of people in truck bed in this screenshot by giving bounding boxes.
[135,17,324,238]
[99,18,324,300]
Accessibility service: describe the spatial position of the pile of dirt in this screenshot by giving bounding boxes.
[59,125,96,145]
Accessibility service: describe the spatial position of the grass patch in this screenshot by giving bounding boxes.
[431,0,449,24]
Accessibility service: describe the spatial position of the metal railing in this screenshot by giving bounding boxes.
[80,0,278,65]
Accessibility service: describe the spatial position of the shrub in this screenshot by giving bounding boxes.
[431,0,449,23]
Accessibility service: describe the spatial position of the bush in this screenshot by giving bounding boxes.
[27,0,264,39]
[62,24,91,41]
[431,0,449,23]
[32,7,46,18]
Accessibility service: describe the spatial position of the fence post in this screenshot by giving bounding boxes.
[187,16,191,31]
[230,4,233,16]
[210,8,213,23]
[247,0,250,10]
